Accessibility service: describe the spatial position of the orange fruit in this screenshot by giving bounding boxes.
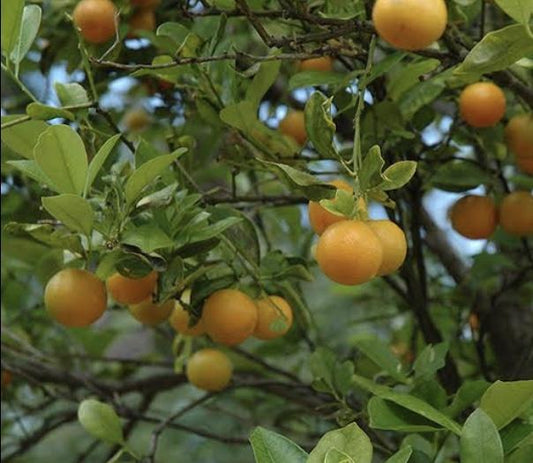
[123,108,151,131]
[308,180,353,235]
[298,57,334,72]
[128,8,156,37]
[449,195,497,239]
[459,82,506,128]
[1,370,13,388]
[505,114,533,158]
[279,110,307,146]
[372,0,447,51]
[169,290,205,336]
[499,191,533,236]
[316,220,383,285]
[73,0,118,44]
[366,220,407,276]
[254,296,293,340]
[186,349,233,391]
[128,297,174,325]
[107,271,158,305]
[516,156,533,175]
[468,312,480,332]
[44,268,107,327]
[202,289,258,346]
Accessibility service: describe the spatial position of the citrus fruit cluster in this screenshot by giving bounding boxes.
[309,180,408,286]
[43,268,295,391]
[450,191,533,239]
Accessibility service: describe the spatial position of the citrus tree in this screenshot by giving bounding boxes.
[1,0,533,462]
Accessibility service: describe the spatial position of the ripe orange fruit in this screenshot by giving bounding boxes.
[499,191,533,236]
[505,114,533,158]
[308,180,353,235]
[169,290,205,336]
[366,220,407,276]
[131,0,160,7]
[279,110,307,146]
[1,370,13,388]
[123,108,151,131]
[298,57,334,72]
[202,289,258,346]
[73,0,118,44]
[515,156,533,175]
[45,268,107,327]
[128,298,174,325]
[459,82,506,128]
[372,0,447,51]
[449,195,497,239]
[316,220,383,285]
[254,296,293,340]
[186,349,233,391]
[107,271,158,305]
[128,8,156,37]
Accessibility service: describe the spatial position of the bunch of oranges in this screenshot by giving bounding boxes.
[449,191,533,239]
[44,268,295,392]
[309,180,408,286]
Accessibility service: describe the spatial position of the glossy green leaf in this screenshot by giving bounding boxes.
[429,160,494,192]
[1,0,24,57]
[249,427,308,463]
[7,160,53,185]
[359,145,386,191]
[454,24,533,77]
[1,118,49,159]
[413,343,448,380]
[380,161,417,191]
[500,421,533,454]
[85,134,121,195]
[324,448,353,463]
[34,125,88,195]
[304,92,338,159]
[322,0,365,19]
[78,399,124,445]
[246,59,280,109]
[42,194,94,236]
[388,59,441,101]
[310,348,354,396]
[122,224,174,253]
[26,103,75,121]
[10,5,41,69]
[445,380,490,418]
[399,79,446,120]
[55,82,90,106]
[384,446,413,463]
[494,0,532,25]
[460,409,503,463]
[308,422,372,463]
[480,380,533,429]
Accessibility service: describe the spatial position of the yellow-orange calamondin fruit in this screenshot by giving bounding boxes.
[366,220,407,276]
[186,348,233,391]
[254,296,293,340]
[449,195,498,239]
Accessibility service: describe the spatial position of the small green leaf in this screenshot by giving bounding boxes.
[246,59,281,110]
[1,0,24,57]
[55,82,90,106]
[304,92,338,159]
[1,116,48,159]
[27,102,75,121]
[388,59,441,101]
[310,348,354,396]
[384,446,413,463]
[78,399,124,445]
[249,427,308,463]
[125,149,186,206]
[460,409,504,463]
[494,0,532,25]
[413,343,448,380]
[379,161,417,191]
[122,223,174,253]
[320,189,356,219]
[308,423,372,463]
[7,160,53,185]
[42,195,94,236]
[85,134,121,195]
[480,380,533,429]
[500,421,533,455]
[10,5,41,69]
[359,145,386,192]
[34,125,88,195]
[428,160,494,192]
[454,24,533,78]
[321,0,365,19]
[445,380,491,418]
[324,448,353,463]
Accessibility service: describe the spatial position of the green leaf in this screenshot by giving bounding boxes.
[55,82,90,106]
[42,195,94,236]
[289,70,362,91]
[428,160,493,192]
[310,348,354,396]
[85,134,121,195]
[507,445,533,463]
[125,149,186,206]
[368,397,443,432]
[413,343,448,380]
[388,59,441,101]
[7,160,53,185]
[500,421,533,454]
[257,159,336,202]
[320,189,356,219]
[321,0,365,19]
[26,103,75,121]
[354,375,462,435]
[1,0,24,57]
[379,161,417,191]
[366,52,407,85]
[249,427,308,463]
[1,118,49,159]
[454,24,533,78]
[494,0,532,25]
[351,333,408,383]
[33,125,88,195]
[10,5,41,69]
[78,399,124,445]
[324,448,353,463]
[480,380,533,429]
[398,79,446,120]
[246,59,280,110]
[460,409,504,463]
[359,145,386,192]
[4,222,85,255]
[384,446,413,463]
[308,422,372,463]
[122,224,174,253]
[304,92,338,159]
